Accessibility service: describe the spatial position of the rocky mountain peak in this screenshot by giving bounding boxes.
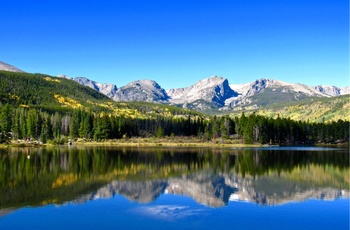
[58,75,118,98]
[313,85,342,96]
[167,76,238,108]
[54,72,349,112]
[0,61,25,73]
[113,79,170,102]
[340,86,350,95]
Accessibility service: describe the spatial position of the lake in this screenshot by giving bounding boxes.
[0,146,349,230]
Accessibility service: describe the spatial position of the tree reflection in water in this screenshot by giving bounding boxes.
[0,146,348,209]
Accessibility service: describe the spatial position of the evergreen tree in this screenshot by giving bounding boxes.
[26,109,37,139]
[0,104,13,143]
[13,108,22,139]
[157,126,164,138]
[70,110,81,139]
[40,123,47,143]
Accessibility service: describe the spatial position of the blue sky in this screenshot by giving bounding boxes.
[1,0,349,89]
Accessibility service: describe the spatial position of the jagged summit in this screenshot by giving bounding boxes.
[113,79,170,103]
[58,74,118,99]
[167,76,238,108]
[2,60,348,112]
[59,74,349,112]
[312,85,350,96]
[0,61,25,73]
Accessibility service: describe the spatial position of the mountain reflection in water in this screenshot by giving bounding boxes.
[0,146,348,211]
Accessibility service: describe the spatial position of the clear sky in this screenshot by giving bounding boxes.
[1,0,349,89]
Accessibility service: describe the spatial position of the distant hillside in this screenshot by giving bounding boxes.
[261,95,349,122]
[227,95,350,122]
[0,71,109,111]
[0,70,201,118]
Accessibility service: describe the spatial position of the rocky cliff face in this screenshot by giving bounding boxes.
[230,79,329,98]
[74,77,118,98]
[340,86,350,95]
[58,75,118,99]
[313,85,350,96]
[167,76,238,109]
[112,79,170,102]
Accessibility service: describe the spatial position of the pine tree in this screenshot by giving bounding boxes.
[0,104,13,143]
[157,126,164,138]
[26,109,37,139]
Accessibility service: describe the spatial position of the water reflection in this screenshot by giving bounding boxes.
[0,146,348,211]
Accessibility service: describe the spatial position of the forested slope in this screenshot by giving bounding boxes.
[0,71,348,145]
[0,71,109,109]
[226,95,349,123]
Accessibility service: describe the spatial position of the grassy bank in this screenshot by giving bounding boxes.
[3,136,262,148]
[4,136,348,149]
[72,136,262,148]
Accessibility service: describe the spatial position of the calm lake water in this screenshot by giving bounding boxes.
[0,146,349,230]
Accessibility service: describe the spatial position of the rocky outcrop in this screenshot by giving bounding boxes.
[74,77,118,98]
[340,86,350,95]
[313,85,341,96]
[313,85,350,96]
[167,76,238,108]
[58,75,118,99]
[112,79,170,103]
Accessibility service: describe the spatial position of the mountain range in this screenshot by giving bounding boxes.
[59,74,349,112]
[1,61,349,113]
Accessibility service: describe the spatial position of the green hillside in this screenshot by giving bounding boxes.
[249,87,312,106]
[258,95,350,122]
[0,71,109,111]
[0,70,348,145]
[0,71,200,118]
[227,95,349,122]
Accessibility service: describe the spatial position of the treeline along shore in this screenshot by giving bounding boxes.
[0,104,348,146]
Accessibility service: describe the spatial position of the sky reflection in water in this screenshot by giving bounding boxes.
[1,195,349,230]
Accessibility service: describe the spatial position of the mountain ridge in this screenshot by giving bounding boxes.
[1,60,348,114]
[0,61,25,73]
[66,74,349,112]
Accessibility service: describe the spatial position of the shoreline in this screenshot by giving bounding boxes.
[2,137,348,149]
[4,137,261,149]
